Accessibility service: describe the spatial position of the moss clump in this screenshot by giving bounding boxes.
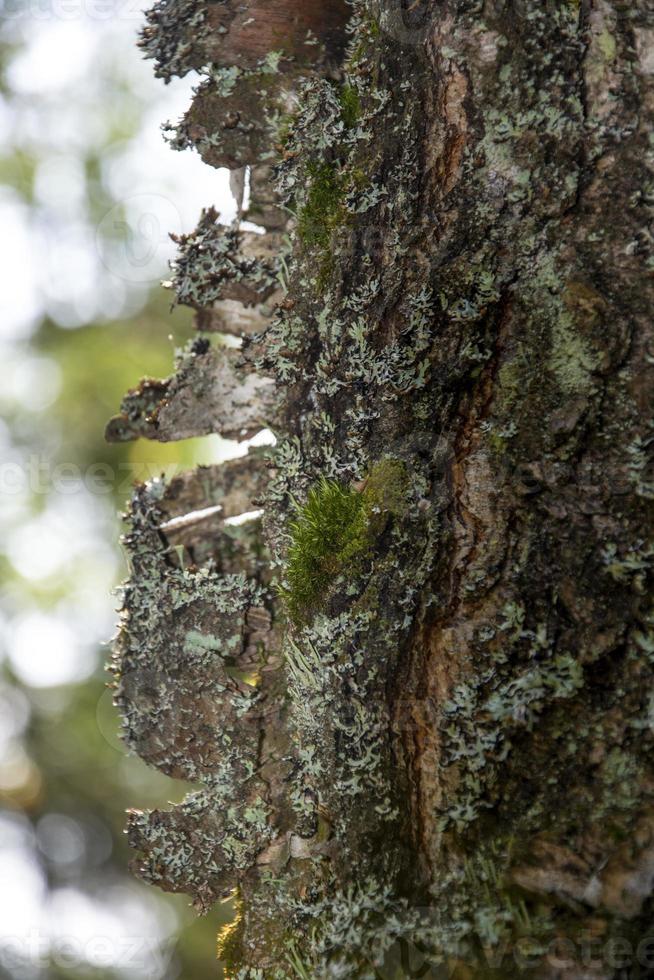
[280,461,409,625]
[339,84,361,128]
[280,477,369,624]
[297,162,345,251]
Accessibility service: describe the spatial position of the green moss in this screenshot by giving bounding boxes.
[275,111,295,149]
[280,461,409,625]
[367,15,381,38]
[495,352,530,413]
[597,28,617,61]
[297,162,346,252]
[279,478,369,625]
[339,84,362,128]
[548,312,598,394]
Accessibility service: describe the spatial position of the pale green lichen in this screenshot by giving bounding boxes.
[548,313,598,394]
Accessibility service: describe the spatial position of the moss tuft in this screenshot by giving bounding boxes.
[297,162,346,251]
[339,84,362,128]
[280,460,409,625]
[280,477,369,624]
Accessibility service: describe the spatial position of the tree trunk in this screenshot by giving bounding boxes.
[108,1,654,976]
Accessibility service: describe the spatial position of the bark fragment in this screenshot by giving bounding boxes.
[105,344,274,443]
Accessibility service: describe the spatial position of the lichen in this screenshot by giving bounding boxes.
[138,0,209,81]
[168,208,280,311]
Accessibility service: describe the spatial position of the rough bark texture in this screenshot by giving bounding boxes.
[109,1,654,976]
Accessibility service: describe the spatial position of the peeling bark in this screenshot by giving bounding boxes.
[105,345,275,443]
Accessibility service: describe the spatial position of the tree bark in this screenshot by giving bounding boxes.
[108,1,654,976]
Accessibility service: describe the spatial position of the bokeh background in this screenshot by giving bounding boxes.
[0,2,262,976]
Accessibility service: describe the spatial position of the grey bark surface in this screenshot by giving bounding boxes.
[108,1,654,976]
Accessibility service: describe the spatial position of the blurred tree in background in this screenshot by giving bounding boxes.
[0,2,248,976]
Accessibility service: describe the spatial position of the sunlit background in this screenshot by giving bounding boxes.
[0,2,261,975]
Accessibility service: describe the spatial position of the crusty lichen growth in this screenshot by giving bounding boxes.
[138,0,209,81]
[168,208,280,310]
[105,338,275,444]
